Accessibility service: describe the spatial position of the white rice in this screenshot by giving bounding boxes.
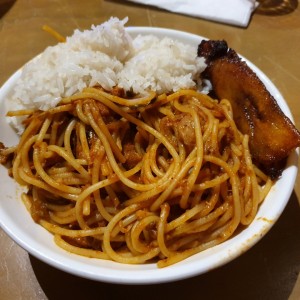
[7,17,206,133]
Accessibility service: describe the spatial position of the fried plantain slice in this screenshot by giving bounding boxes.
[198,40,300,178]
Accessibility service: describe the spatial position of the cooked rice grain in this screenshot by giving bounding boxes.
[7,17,206,133]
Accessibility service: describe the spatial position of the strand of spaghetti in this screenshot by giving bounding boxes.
[12,150,26,185]
[209,206,233,232]
[47,145,90,178]
[6,109,36,116]
[240,152,250,219]
[157,203,173,258]
[36,140,48,161]
[141,140,166,182]
[19,134,49,181]
[118,183,138,199]
[241,174,250,220]
[63,119,77,158]
[130,215,160,253]
[47,166,73,175]
[54,235,110,260]
[49,206,75,217]
[50,208,75,220]
[192,173,229,191]
[48,103,74,114]
[204,155,241,238]
[36,116,53,143]
[254,165,269,182]
[220,99,233,118]
[56,127,65,147]
[140,150,155,183]
[148,141,165,178]
[82,87,156,107]
[167,232,207,251]
[169,222,216,249]
[49,115,60,145]
[42,25,66,42]
[49,211,77,224]
[100,158,112,176]
[230,146,242,174]
[82,195,91,216]
[40,220,105,237]
[219,99,240,143]
[125,231,141,256]
[104,184,120,206]
[241,135,260,225]
[157,155,170,172]
[50,204,74,217]
[169,202,229,238]
[135,127,149,147]
[230,141,242,157]
[259,178,273,203]
[167,89,217,109]
[169,215,233,263]
[114,124,126,151]
[190,189,204,207]
[33,147,82,194]
[197,186,221,217]
[78,121,91,161]
[21,193,32,212]
[75,161,143,207]
[75,100,90,124]
[75,192,90,230]
[72,159,89,166]
[157,238,221,268]
[0,145,17,157]
[140,109,157,132]
[157,106,174,118]
[138,93,170,113]
[190,103,214,143]
[91,151,114,222]
[51,172,89,185]
[20,106,71,128]
[18,169,78,201]
[111,212,140,238]
[178,142,187,164]
[207,215,235,242]
[17,116,42,149]
[210,119,220,153]
[166,202,206,233]
[103,204,160,264]
[115,175,171,206]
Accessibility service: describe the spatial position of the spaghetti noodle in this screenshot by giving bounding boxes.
[1,88,273,267]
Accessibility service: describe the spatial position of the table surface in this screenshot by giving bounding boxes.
[0,0,300,299]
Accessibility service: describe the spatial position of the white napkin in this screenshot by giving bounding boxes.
[126,0,258,27]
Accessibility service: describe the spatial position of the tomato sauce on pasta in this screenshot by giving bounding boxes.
[1,88,272,267]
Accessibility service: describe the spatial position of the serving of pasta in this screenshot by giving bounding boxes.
[1,87,273,267]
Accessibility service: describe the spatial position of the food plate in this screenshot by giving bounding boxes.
[0,27,298,284]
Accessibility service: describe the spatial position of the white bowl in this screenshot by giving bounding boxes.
[0,27,298,285]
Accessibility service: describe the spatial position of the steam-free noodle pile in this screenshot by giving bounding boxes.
[2,88,273,267]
